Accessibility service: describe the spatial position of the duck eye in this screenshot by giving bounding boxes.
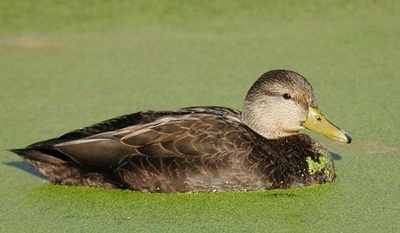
[283,93,291,100]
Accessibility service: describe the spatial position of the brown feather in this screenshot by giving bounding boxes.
[9,70,338,193]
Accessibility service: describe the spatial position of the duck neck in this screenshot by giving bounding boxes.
[241,102,296,140]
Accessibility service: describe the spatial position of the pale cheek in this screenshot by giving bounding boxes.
[280,102,307,129]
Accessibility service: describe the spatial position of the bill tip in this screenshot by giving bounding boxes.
[345,133,352,144]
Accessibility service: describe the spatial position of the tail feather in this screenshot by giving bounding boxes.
[9,148,68,165]
[9,148,119,189]
[10,132,84,163]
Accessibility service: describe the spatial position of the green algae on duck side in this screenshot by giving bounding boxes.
[306,155,332,177]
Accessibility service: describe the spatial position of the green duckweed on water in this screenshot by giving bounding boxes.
[1,1,399,232]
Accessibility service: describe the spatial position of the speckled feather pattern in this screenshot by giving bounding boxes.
[10,70,339,193]
[12,107,335,193]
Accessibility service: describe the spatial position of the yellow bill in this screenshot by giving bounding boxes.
[303,106,352,144]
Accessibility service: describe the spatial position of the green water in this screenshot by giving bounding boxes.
[1,1,399,232]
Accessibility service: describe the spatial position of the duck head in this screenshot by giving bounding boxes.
[242,70,351,143]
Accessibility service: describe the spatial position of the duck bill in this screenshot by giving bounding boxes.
[303,107,352,144]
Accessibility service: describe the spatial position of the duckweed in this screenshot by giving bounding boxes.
[306,156,331,177]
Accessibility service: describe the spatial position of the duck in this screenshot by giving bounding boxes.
[10,69,351,193]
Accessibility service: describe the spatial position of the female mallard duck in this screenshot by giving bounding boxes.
[10,70,351,193]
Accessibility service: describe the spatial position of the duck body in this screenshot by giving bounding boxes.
[10,70,349,193]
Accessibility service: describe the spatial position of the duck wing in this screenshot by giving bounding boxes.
[12,110,184,169]
[53,111,253,171]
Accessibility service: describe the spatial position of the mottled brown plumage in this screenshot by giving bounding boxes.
[10,70,351,192]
